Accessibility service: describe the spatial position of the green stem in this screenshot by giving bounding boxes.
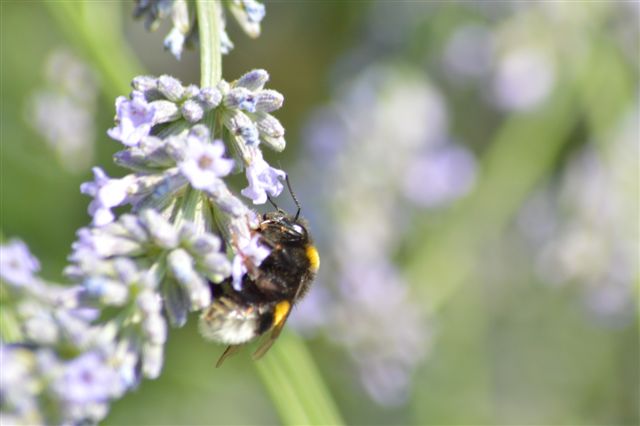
[196,0,222,87]
[254,332,345,426]
[45,2,144,100]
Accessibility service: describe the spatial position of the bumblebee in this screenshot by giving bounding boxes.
[199,189,319,366]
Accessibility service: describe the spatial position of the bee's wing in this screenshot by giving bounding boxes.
[216,344,244,367]
[252,300,292,360]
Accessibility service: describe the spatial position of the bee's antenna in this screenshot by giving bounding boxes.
[267,195,279,211]
[285,174,301,221]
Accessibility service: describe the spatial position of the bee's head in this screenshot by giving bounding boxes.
[262,174,310,243]
[261,212,309,244]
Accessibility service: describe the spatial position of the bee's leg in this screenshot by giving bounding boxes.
[216,344,243,367]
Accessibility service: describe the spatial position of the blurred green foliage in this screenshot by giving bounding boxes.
[1,2,637,425]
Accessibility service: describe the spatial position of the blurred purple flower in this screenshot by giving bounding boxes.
[55,351,124,404]
[0,239,41,287]
[242,0,266,24]
[164,27,186,60]
[178,137,234,190]
[107,91,156,146]
[402,144,476,208]
[491,49,555,111]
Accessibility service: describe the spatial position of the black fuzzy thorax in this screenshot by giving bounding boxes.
[210,212,315,305]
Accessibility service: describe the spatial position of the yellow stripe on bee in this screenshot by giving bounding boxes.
[306,245,320,272]
[273,301,291,327]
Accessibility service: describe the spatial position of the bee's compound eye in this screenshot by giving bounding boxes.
[291,224,304,235]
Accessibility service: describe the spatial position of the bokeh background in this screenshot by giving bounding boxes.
[1,1,638,425]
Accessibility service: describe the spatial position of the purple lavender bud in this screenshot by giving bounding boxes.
[261,135,286,152]
[137,289,162,315]
[255,112,284,138]
[224,110,260,146]
[141,343,164,379]
[142,312,167,346]
[131,75,158,93]
[179,224,221,254]
[162,277,190,327]
[139,209,179,249]
[132,172,188,213]
[188,123,211,140]
[119,214,150,243]
[84,277,129,305]
[216,79,231,96]
[254,89,283,113]
[197,87,222,110]
[167,249,210,309]
[157,75,185,102]
[235,69,269,91]
[204,182,250,217]
[181,99,204,123]
[113,258,140,285]
[183,84,200,99]
[149,100,181,124]
[200,252,232,283]
[224,87,257,112]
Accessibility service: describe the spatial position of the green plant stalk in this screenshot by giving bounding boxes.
[255,331,345,426]
[194,2,343,425]
[196,0,222,87]
[45,1,143,100]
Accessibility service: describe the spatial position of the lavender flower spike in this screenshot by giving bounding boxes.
[241,149,285,204]
[107,91,155,146]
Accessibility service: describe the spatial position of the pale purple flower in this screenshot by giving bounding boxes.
[0,240,41,287]
[107,91,156,146]
[491,48,555,111]
[80,167,130,226]
[178,137,234,190]
[231,234,270,290]
[55,351,123,404]
[401,145,476,208]
[241,150,285,204]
